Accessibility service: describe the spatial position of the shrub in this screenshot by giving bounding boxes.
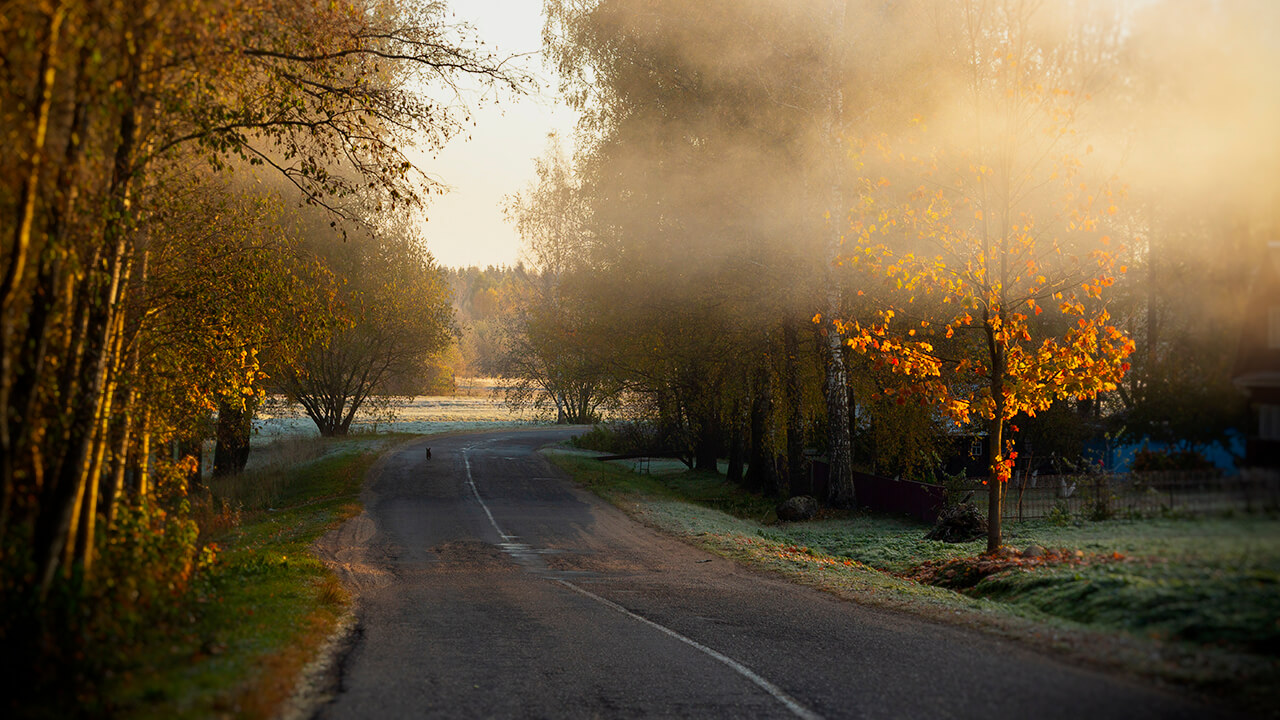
[571,421,673,456]
[937,469,974,508]
[1083,474,1114,521]
[1047,500,1072,526]
[570,424,619,452]
[0,458,214,717]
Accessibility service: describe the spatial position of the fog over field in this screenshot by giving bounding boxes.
[251,392,535,442]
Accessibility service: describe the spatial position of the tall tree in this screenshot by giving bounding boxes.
[1103,0,1277,456]
[542,0,838,478]
[276,212,454,436]
[1,0,522,597]
[498,136,616,423]
[838,0,1135,552]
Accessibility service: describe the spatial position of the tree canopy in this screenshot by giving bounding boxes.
[512,0,1269,534]
[0,0,523,697]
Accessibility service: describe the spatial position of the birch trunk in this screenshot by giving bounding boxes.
[74,269,130,577]
[822,0,855,508]
[104,387,136,529]
[137,406,152,498]
[34,51,140,595]
[782,321,806,490]
[1,2,67,539]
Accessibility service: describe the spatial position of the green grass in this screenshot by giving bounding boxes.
[559,449,778,522]
[109,434,412,719]
[547,450,1280,716]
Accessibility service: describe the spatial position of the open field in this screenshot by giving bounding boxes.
[252,390,531,442]
[546,449,1280,717]
[235,386,541,474]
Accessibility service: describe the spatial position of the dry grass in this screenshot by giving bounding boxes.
[315,575,348,608]
[191,435,332,533]
[243,434,329,472]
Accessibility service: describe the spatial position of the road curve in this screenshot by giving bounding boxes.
[313,427,1219,720]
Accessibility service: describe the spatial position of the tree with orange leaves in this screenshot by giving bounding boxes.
[827,0,1135,554]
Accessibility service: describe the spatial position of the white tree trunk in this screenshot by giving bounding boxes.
[822,0,855,508]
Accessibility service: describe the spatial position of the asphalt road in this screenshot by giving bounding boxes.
[313,427,1219,720]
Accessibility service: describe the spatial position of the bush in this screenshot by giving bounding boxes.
[570,421,674,456]
[1083,474,1114,521]
[937,469,974,507]
[1047,500,1072,526]
[570,424,619,452]
[0,458,213,718]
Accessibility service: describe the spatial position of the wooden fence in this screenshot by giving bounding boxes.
[967,469,1280,521]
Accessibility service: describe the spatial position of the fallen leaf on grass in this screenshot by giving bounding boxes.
[902,547,1127,590]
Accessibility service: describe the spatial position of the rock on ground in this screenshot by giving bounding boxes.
[777,495,820,522]
[925,502,988,543]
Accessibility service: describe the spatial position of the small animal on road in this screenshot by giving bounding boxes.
[424,447,432,460]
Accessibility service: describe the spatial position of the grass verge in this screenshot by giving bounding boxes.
[547,449,1280,717]
[107,434,413,719]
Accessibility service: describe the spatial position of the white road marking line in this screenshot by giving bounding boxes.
[459,447,824,720]
[554,579,824,720]
[462,449,512,541]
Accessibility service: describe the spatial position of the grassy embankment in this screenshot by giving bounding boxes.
[108,434,412,719]
[546,449,1280,716]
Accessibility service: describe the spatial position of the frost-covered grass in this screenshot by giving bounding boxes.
[250,394,541,442]
[969,518,1280,654]
[753,513,1280,655]
[546,450,1280,714]
[237,394,540,473]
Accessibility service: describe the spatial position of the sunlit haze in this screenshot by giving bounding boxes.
[408,0,578,269]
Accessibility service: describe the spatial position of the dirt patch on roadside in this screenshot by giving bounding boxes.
[285,438,416,720]
[276,609,358,720]
[314,510,396,592]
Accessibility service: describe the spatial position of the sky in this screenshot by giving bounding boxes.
[408,0,578,269]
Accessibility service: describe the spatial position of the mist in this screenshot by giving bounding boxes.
[543,0,1280,259]
[496,0,1280,485]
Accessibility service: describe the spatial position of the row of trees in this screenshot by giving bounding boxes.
[1,0,516,699]
[497,0,1272,552]
[445,265,534,380]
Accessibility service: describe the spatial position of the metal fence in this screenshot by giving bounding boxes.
[966,469,1280,521]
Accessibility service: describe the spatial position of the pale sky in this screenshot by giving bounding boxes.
[409,1,578,269]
